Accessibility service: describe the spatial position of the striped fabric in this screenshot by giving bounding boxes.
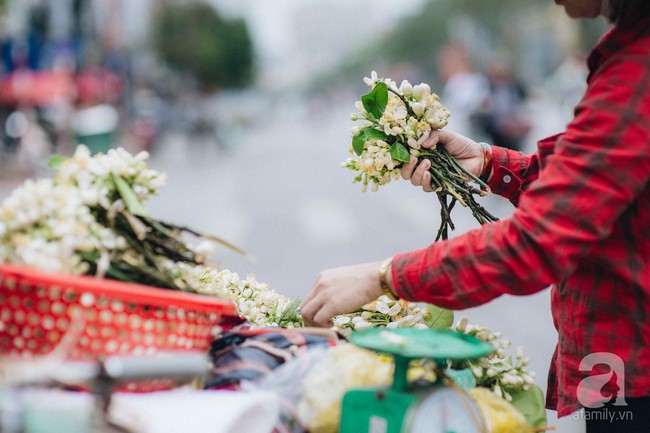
[392,13,650,417]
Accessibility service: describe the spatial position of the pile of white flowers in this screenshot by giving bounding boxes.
[171,263,303,329]
[0,177,124,274]
[0,145,169,275]
[332,296,429,337]
[343,71,450,192]
[451,317,537,402]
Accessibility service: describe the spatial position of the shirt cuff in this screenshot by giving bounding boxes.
[487,146,524,200]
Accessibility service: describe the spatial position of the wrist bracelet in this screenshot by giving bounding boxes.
[379,257,398,300]
[478,142,494,183]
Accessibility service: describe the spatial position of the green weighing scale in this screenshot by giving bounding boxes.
[340,328,494,433]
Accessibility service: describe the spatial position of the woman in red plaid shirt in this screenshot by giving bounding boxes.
[302,0,650,431]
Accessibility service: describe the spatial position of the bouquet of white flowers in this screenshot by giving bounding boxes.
[343,71,498,240]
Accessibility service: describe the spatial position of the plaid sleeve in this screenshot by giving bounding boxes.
[392,53,650,308]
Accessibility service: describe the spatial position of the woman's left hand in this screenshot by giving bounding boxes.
[300,261,385,327]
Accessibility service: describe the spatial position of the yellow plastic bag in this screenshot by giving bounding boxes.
[469,387,533,433]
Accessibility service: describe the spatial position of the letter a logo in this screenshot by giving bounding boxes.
[576,352,627,408]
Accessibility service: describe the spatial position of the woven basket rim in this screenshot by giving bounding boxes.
[0,262,239,316]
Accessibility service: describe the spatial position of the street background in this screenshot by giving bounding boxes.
[1,1,612,431]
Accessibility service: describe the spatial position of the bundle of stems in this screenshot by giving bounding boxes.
[76,173,253,291]
[418,145,499,241]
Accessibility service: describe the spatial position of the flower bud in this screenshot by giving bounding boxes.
[516,346,525,359]
[355,321,373,331]
[413,84,430,100]
[456,316,468,332]
[411,101,426,116]
[399,80,413,96]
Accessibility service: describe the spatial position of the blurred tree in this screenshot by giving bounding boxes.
[154,3,254,89]
[320,0,606,92]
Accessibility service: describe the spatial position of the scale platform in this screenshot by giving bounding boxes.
[340,328,494,433]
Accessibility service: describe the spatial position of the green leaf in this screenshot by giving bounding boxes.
[363,128,389,141]
[424,304,454,329]
[48,155,69,170]
[361,81,388,119]
[390,143,411,163]
[352,128,389,156]
[112,174,149,217]
[508,385,548,428]
[352,134,365,156]
[280,298,301,322]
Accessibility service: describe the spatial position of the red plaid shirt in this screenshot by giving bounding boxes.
[392,16,650,417]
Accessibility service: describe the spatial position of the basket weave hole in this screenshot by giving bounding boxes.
[100,326,115,338]
[42,315,55,330]
[96,296,109,309]
[13,309,26,323]
[21,326,32,338]
[63,290,78,302]
[129,314,142,329]
[143,319,154,331]
[48,286,62,301]
[22,297,34,309]
[47,330,60,343]
[99,310,112,324]
[115,312,127,326]
[51,302,65,316]
[155,320,166,332]
[67,305,83,319]
[105,340,119,353]
[7,324,18,335]
[28,312,40,326]
[37,299,50,313]
[111,301,124,312]
[8,295,20,308]
[55,317,69,331]
[12,336,24,348]
[4,277,16,290]
[143,333,154,346]
[86,324,98,337]
[79,293,95,307]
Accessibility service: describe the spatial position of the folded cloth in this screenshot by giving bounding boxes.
[109,388,280,433]
[207,327,338,389]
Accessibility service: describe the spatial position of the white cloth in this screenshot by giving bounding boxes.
[109,389,280,433]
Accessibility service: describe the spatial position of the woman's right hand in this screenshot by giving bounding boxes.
[401,130,487,192]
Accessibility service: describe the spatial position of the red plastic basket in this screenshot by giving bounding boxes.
[0,263,242,360]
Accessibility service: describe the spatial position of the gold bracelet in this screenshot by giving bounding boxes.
[379,257,398,300]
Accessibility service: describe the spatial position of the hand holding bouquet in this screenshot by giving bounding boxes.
[343,71,498,240]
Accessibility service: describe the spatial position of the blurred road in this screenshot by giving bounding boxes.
[0,92,583,432]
